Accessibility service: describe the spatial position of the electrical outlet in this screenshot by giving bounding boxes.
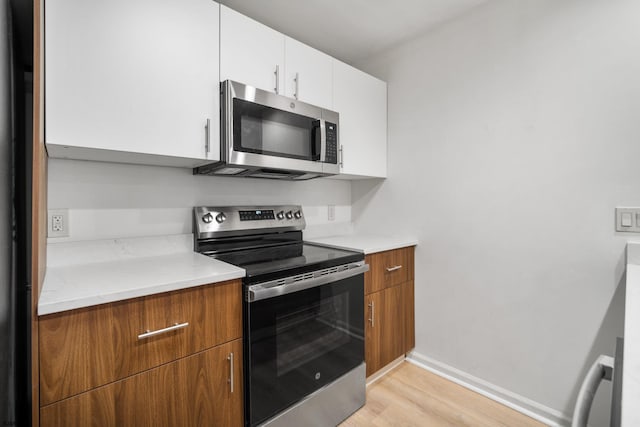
[48,209,69,237]
[328,205,335,221]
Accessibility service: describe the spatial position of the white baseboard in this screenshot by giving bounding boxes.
[406,352,572,427]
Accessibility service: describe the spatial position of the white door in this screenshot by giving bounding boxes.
[333,60,387,178]
[45,0,219,166]
[220,5,285,95]
[284,37,333,109]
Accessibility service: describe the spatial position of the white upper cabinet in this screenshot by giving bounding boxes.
[220,5,285,95]
[45,0,220,167]
[333,60,387,178]
[284,37,333,109]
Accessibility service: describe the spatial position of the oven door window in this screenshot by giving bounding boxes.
[246,275,364,426]
[233,98,321,161]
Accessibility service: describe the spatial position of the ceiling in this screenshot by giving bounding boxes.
[219,0,490,65]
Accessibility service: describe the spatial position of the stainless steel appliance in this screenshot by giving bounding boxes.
[194,206,367,427]
[194,80,340,180]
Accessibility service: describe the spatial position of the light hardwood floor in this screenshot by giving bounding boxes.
[341,362,545,427]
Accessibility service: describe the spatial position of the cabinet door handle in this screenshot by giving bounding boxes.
[274,65,280,94]
[137,322,189,340]
[294,72,299,99]
[368,301,375,327]
[228,352,235,393]
[386,265,403,272]
[339,145,344,168]
[205,118,211,154]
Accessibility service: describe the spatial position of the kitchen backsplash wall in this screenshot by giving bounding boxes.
[47,158,353,242]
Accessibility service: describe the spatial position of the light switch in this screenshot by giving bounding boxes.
[616,207,640,232]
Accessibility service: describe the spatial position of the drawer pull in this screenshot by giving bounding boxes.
[368,301,375,327]
[228,352,235,393]
[137,322,189,340]
[386,265,403,272]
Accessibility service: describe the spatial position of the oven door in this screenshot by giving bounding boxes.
[245,265,365,427]
[222,80,339,175]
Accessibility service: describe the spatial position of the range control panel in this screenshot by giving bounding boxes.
[194,205,305,239]
[324,122,338,164]
[239,210,275,221]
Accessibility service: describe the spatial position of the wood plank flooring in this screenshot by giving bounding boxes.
[341,362,545,427]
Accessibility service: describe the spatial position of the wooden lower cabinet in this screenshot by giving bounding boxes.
[365,285,403,377]
[40,338,243,427]
[364,246,416,378]
[39,280,242,406]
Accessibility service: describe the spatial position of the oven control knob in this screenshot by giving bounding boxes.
[277,211,285,220]
[294,210,302,219]
[286,211,293,220]
[202,213,213,224]
[215,213,226,224]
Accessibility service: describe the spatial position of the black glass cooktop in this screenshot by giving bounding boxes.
[214,242,363,283]
[197,231,363,283]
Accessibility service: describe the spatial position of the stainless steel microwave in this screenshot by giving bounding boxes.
[194,80,339,180]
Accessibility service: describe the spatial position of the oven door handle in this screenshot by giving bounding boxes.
[246,263,369,302]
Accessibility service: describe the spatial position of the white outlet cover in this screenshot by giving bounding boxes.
[48,209,70,238]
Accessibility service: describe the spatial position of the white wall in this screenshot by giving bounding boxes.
[47,159,352,241]
[356,0,639,425]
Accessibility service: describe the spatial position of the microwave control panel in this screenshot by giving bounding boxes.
[325,122,338,164]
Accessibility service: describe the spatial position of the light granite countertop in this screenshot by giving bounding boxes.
[38,234,245,316]
[306,233,418,254]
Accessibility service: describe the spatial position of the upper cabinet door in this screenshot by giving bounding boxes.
[333,60,387,178]
[220,5,285,94]
[45,0,220,167]
[284,37,333,109]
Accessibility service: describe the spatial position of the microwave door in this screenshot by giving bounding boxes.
[226,85,325,174]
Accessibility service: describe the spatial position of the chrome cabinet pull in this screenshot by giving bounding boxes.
[386,265,403,272]
[294,72,299,99]
[228,352,235,393]
[205,118,211,154]
[368,301,375,327]
[274,65,280,94]
[137,322,189,340]
[339,145,344,168]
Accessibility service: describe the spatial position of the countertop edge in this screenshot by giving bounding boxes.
[38,269,245,316]
[306,235,418,254]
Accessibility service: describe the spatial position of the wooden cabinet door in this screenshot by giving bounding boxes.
[332,59,387,178]
[220,5,285,94]
[45,0,219,166]
[365,286,403,377]
[284,37,333,109]
[39,292,183,405]
[176,279,242,357]
[40,339,244,427]
[365,291,383,377]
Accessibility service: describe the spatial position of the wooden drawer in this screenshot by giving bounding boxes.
[364,246,414,295]
[40,338,244,427]
[39,279,242,406]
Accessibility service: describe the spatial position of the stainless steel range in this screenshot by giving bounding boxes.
[193,205,367,427]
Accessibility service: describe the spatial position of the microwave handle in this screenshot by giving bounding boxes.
[318,119,327,162]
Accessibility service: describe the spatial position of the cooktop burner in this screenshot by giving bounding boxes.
[193,205,364,283]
